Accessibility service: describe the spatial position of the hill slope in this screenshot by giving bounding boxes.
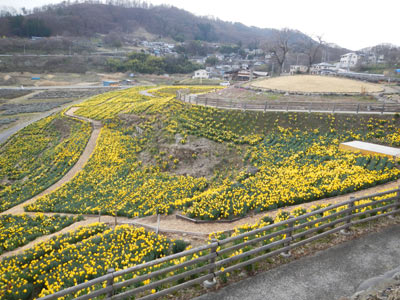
[0,2,311,45]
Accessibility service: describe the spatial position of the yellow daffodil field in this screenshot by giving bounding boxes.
[24,86,400,220]
[209,189,398,242]
[1,85,400,299]
[0,113,91,212]
[0,214,82,255]
[0,223,186,299]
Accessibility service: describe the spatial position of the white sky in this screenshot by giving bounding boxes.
[3,0,400,50]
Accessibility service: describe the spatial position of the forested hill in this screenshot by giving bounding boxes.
[0,2,312,45]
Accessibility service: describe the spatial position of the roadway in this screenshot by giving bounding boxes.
[194,224,400,300]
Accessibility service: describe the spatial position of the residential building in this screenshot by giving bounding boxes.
[339,53,361,69]
[192,69,210,79]
[290,65,308,75]
[310,62,337,75]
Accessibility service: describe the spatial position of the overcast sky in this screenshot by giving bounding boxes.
[4,0,400,50]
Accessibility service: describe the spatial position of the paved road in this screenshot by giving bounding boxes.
[194,224,400,300]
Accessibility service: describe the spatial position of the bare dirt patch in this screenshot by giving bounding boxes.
[202,86,378,103]
[250,75,384,94]
[139,134,245,179]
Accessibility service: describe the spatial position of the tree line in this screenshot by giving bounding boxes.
[106,52,202,74]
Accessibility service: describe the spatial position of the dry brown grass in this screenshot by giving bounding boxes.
[251,75,384,94]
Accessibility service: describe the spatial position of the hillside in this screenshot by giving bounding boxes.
[0,2,313,45]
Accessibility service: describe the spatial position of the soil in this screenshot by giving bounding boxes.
[139,135,245,179]
[52,117,72,140]
[250,75,384,94]
[202,86,379,103]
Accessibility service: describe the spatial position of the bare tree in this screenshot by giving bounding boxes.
[301,35,324,72]
[268,28,292,75]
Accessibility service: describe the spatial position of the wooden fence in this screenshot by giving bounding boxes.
[39,187,400,300]
[176,92,400,114]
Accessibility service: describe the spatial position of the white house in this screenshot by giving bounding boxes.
[339,53,361,69]
[310,62,337,74]
[192,69,210,79]
[290,65,308,75]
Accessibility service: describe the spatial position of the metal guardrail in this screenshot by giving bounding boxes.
[38,187,400,300]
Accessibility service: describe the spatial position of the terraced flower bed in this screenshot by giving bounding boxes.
[0,214,82,254]
[0,112,91,212]
[21,86,400,220]
[26,124,208,216]
[0,224,180,299]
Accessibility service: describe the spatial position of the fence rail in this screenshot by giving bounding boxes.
[39,187,400,300]
[176,91,400,114]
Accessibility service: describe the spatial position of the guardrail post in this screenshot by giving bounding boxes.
[216,99,219,108]
[230,99,233,108]
[308,103,312,113]
[332,104,336,114]
[356,104,360,114]
[381,103,385,115]
[341,196,355,235]
[205,98,208,106]
[106,268,115,297]
[98,210,101,222]
[286,102,289,112]
[281,215,294,258]
[203,239,218,289]
[389,185,400,219]
[264,102,267,112]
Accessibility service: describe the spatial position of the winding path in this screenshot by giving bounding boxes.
[126,179,400,236]
[1,107,102,216]
[0,107,138,259]
[2,88,400,258]
[0,93,93,145]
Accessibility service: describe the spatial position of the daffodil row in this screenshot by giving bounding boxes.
[0,214,82,254]
[0,224,177,300]
[13,86,400,221]
[26,123,208,217]
[209,189,397,247]
[0,113,91,212]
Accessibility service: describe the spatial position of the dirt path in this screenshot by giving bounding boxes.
[0,107,102,215]
[1,91,399,257]
[132,179,400,236]
[139,89,155,97]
